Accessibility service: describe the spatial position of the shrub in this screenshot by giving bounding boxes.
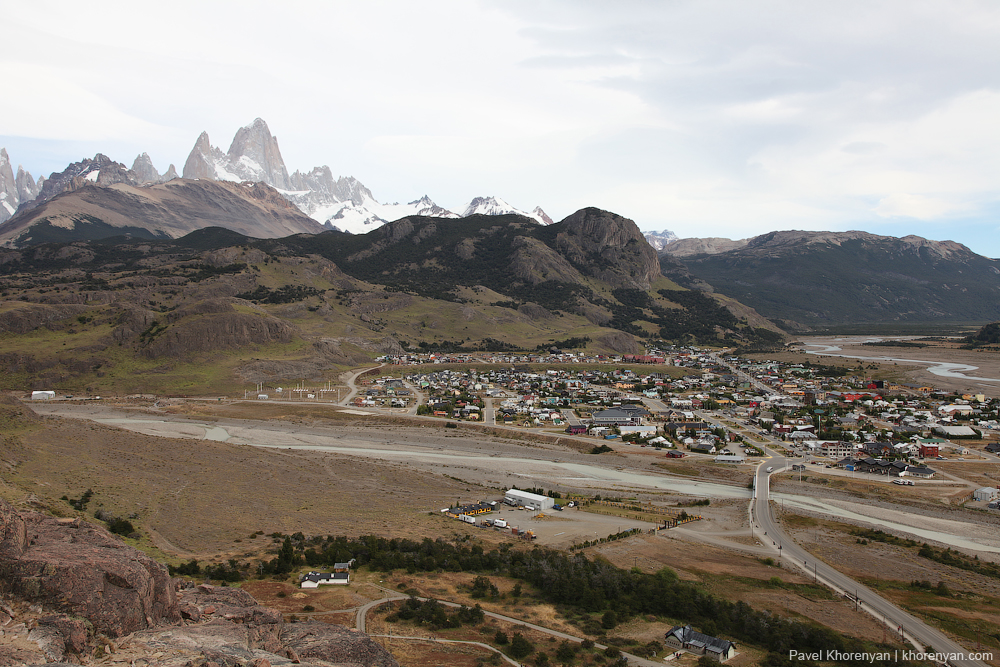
[106,517,135,536]
[509,633,534,659]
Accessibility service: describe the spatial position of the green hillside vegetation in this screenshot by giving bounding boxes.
[0,211,784,393]
[963,321,1000,349]
[662,234,1000,328]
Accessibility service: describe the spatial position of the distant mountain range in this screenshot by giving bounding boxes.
[179,118,552,232]
[660,230,1000,328]
[0,118,552,235]
[5,118,1000,330]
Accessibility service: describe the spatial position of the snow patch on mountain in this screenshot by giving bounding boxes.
[461,196,552,225]
[643,229,679,251]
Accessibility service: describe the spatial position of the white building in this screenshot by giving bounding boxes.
[973,487,999,502]
[31,390,55,400]
[300,571,349,587]
[504,489,555,510]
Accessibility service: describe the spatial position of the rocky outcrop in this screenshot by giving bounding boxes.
[17,154,138,216]
[552,207,661,289]
[1,148,20,222]
[598,332,642,354]
[0,504,396,666]
[282,622,398,667]
[509,235,584,285]
[0,303,90,334]
[0,498,180,639]
[183,131,226,181]
[660,237,748,257]
[0,149,41,224]
[131,153,166,184]
[226,119,292,190]
[289,166,372,207]
[142,312,295,358]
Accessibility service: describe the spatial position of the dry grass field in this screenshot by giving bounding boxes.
[0,403,480,558]
[7,393,994,665]
[782,512,1000,665]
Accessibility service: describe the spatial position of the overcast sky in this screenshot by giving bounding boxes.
[4,0,1000,256]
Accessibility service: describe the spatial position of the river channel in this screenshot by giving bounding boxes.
[800,336,1000,384]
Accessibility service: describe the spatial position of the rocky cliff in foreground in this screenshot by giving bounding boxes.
[0,496,398,666]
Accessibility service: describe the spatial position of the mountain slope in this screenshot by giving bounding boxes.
[662,230,1000,328]
[0,179,325,247]
[0,207,781,391]
[272,206,779,345]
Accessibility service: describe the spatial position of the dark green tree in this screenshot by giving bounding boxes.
[509,633,534,659]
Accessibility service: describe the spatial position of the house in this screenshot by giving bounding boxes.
[665,624,737,662]
[300,571,350,588]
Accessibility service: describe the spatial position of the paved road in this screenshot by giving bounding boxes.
[340,364,383,406]
[751,455,990,667]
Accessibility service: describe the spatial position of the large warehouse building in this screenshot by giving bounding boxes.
[504,489,555,510]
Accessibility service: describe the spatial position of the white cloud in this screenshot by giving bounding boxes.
[874,194,961,220]
[0,63,171,143]
[3,0,1000,254]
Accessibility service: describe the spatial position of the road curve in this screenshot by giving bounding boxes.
[752,456,989,667]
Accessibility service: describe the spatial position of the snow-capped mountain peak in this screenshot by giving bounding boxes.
[461,196,552,224]
[175,120,555,234]
[643,229,679,251]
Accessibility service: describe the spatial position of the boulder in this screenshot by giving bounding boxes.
[281,621,399,667]
[0,498,179,638]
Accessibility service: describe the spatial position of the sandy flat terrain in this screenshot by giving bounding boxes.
[794,335,1000,396]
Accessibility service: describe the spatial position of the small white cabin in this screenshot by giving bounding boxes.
[300,571,349,588]
[31,391,56,400]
